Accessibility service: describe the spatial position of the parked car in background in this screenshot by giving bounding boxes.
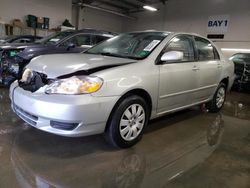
[0,36,43,85]
[230,53,250,90]
[10,31,234,148]
[0,35,42,44]
[0,29,116,86]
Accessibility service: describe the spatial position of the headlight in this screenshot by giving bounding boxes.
[45,76,103,95]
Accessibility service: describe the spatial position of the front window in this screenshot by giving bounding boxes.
[36,31,74,45]
[86,32,168,60]
[60,34,91,47]
[163,35,195,62]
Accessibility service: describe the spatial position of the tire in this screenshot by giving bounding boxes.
[104,95,149,148]
[206,83,226,113]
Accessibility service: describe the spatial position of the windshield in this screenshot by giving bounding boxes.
[0,36,16,44]
[86,32,168,60]
[36,31,74,45]
[231,53,250,64]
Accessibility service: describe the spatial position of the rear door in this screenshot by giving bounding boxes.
[157,35,198,114]
[193,36,222,101]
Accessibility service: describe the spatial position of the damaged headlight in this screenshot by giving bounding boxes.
[45,76,103,95]
[20,68,33,83]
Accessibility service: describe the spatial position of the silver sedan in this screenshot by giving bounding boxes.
[10,31,235,148]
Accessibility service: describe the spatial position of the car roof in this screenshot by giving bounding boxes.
[126,30,172,35]
[3,35,42,39]
[71,28,117,37]
[124,30,205,38]
[14,35,40,38]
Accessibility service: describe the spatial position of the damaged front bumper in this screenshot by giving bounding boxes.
[9,81,119,137]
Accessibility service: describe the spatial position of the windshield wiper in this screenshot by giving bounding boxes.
[122,55,141,60]
[100,52,140,60]
[100,52,122,57]
[84,51,95,55]
[84,51,140,60]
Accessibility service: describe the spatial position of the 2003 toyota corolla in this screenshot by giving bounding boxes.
[10,31,235,148]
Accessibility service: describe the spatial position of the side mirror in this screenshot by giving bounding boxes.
[67,43,75,50]
[160,51,184,62]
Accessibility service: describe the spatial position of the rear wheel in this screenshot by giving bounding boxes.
[206,83,226,113]
[104,95,149,148]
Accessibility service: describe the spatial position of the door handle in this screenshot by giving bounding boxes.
[192,66,200,71]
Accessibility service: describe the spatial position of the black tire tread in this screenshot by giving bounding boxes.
[206,83,226,113]
[104,95,149,148]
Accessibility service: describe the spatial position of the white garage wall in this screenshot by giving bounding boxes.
[123,0,250,42]
[0,0,249,52]
[0,0,72,28]
[75,7,124,33]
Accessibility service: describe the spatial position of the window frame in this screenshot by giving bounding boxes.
[156,34,197,65]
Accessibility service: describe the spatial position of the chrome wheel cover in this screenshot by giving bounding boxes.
[119,104,145,141]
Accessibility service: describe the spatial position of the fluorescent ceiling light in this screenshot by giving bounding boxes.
[143,5,157,11]
[221,48,250,52]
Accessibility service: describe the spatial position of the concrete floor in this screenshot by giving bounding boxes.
[0,88,249,188]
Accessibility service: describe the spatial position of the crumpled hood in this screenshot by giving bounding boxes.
[18,44,55,60]
[27,53,137,78]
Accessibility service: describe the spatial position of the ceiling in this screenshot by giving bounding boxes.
[72,0,167,14]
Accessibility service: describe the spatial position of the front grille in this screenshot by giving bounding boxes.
[14,104,38,126]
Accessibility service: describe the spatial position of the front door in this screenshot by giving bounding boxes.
[157,35,198,114]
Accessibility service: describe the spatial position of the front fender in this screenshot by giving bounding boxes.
[91,61,159,117]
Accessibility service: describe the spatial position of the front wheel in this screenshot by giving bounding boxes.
[104,95,149,148]
[206,83,226,113]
